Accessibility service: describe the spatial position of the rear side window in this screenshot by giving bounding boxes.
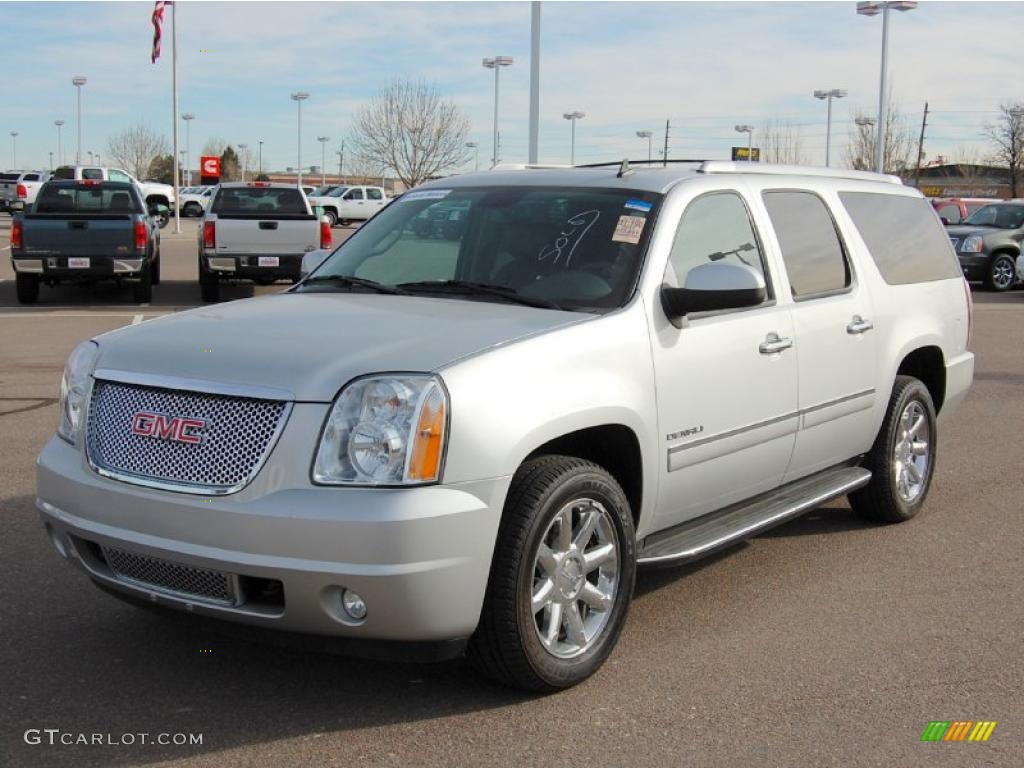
[211,187,307,215]
[23,173,40,182]
[345,188,365,200]
[82,168,104,180]
[763,191,850,298]
[839,192,962,284]
[367,188,383,200]
[51,167,75,180]
[936,203,961,224]
[35,184,140,214]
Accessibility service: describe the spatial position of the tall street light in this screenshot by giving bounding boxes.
[814,88,847,167]
[179,149,187,184]
[72,75,87,164]
[317,136,329,185]
[54,120,64,166]
[482,56,513,167]
[181,113,194,185]
[10,131,17,168]
[258,140,263,177]
[88,151,94,165]
[563,111,585,166]
[636,130,653,163]
[466,141,479,172]
[734,124,754,161]
[291,91,309,186]
[238,143,248,182]
[49,151,53,171]
[858,1,917,173]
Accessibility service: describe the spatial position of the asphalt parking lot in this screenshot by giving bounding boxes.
[1,214,1021,767]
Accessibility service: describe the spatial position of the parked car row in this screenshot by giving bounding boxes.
[0,169,52,211]
[935,198,1024,291]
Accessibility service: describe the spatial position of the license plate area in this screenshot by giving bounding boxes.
[258,256,280,268]
[68,257,91,269]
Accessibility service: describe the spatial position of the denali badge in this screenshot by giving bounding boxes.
[130,412,206,445]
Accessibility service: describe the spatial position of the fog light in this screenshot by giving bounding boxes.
[341,589,367,620]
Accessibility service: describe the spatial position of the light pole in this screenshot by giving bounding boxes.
[179,149,187,184]
[238,143,248,182]
[482,56,513,167]
[88,151,94,165]
[258,140,263,177]
[181,112,194,185]
[734,125,754,161]
[466,141,479,172]
[72,75,87,164]
[317,136,329,185]
[636,130,653,163]
[563,111,585,166]
[290,91,309,186]
[95,153,100,166]
[814,88,847,167]
[54,120,64,166]
[858,1,917,173]
[48,151,53,171]
[10,131,17,168]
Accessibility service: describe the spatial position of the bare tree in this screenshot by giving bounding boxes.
[201,137,228,158]
[758,118,806,165]
[106,124,168,179]
[845,95,915,174]
[349,79,470,188]
[983,102,1024,196]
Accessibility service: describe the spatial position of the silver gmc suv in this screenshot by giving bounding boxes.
[37,162,974,692]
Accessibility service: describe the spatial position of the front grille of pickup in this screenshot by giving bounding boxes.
[86,379,287,493]
[101,546,237,605]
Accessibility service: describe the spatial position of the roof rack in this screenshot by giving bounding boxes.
[489,163,573,171]
[575,159,710,168]
[698,161,902,185]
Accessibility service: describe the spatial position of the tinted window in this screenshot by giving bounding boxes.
[52,167,75,180]
[344,188,364,200]
[936,204,961,224]
[0,173,18,182]
[109,169,132,183]
[367,188,383,200]
[82,168,104,180]
[839,192,962,284]
[23,174,40,182]
[962,203,1024,229]
[763,191,849,298]
[211,187,307,215]
[35,184,140,214]
[667,191,768,291]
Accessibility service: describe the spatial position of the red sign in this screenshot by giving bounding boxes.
[200,155,221,182]
[131,412,207,445]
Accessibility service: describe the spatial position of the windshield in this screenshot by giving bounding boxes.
[962,203,1024,229]
[298,185,663,312]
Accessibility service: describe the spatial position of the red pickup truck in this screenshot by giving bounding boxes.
[931,197,999,225]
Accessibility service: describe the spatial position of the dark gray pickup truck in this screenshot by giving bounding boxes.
[946,201,1024,291]
[10,180,162,304]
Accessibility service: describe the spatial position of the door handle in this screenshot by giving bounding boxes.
[759,332,793,355]
[259,221,278,230]
[847,315,874,335]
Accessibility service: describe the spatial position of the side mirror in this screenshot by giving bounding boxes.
[300,248,331,279]
[661,262,766,325]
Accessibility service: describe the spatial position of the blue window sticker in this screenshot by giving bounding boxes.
[624,199,652,213]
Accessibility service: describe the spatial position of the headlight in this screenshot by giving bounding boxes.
[58,340,100,444]
[961,235,984,253]
[313,374,448,486]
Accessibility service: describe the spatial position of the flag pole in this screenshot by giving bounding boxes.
[171,1,180,234]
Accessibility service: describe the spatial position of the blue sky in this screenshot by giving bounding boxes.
[1,0,1022,174]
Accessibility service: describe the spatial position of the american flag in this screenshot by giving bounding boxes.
[151,1,167,63]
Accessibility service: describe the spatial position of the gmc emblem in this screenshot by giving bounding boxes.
[130,412,206,445]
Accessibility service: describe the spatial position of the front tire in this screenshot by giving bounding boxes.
[16,273,40,304]
[985,253,1016,291]
[470,456,636,692]
[850,375,937,523]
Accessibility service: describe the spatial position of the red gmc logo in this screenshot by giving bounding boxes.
[130,412,206,444]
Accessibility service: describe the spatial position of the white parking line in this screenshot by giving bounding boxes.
[131,314,144,325]
[0,311,170,319]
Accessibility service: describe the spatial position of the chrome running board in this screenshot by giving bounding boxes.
[637,465,872,566]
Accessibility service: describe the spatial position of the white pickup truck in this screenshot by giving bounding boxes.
[51,166,175,227]
[307,184,388,227]
[0,170,51,211]
[198,181,332,302]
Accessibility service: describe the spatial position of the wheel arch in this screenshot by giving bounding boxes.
[896,345,946,413]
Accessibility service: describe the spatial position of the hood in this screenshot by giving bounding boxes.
[94,292,586,401]
[945,224,997,238]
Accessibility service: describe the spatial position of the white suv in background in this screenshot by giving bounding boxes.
[308,184,388,226]
[36,162,972,692]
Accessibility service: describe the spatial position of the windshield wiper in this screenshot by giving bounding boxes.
[396,280,565,310]
[300,274,408,295]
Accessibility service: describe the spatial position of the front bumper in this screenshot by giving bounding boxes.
[956,253,988,281]
[204,253,303,281]
[37,419,509,648]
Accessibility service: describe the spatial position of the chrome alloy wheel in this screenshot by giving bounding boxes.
[992,257,1016,290]
[530,498,619,659]
[893,400,931,502]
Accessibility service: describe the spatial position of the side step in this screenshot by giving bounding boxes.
[637,465,872,566]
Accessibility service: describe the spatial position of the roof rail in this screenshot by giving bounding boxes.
[698,161,902,185]
[489,163,573,171]
[575,159,710,168]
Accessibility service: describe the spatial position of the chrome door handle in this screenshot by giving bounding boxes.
[847,315,874,335]
[759,332,793,355]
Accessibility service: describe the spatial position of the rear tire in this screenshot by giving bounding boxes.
[183,202,202,217]
[151,251,161,286]
[132,264,153,303]
[199,261,220,302]
[985,253,1016,291]
[469,456,636,692]
[850,375,937,523]
[16,273,40,304]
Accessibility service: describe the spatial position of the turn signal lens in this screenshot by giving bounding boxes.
[407,383,446,482]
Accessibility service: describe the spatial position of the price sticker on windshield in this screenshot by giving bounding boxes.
[612,215,646,245]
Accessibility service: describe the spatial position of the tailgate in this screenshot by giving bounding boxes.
[20,216,138,258]
[213,216,319,255]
